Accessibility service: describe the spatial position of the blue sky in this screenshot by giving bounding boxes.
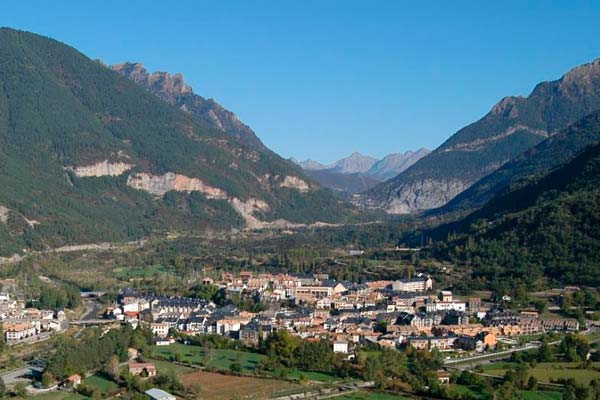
[3,1,600,163]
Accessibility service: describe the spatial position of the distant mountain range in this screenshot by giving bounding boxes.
[355,59,600,214]
[291,149,430,195]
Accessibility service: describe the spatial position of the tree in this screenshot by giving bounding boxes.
[537,342,554,362]
[0,325,5,354]
[590,379,600,400]
[559,334,590,362]
[229,362,242,373]
[104,355,121,380]
[41,371,55,388]
[0,377,6,398]
[494,382,523,400]
[263,330,300,368]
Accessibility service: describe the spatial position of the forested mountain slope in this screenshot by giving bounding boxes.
[357,59,600,214]
[435,110,600,215]
[427,140,600,290]
[0,28,357,256]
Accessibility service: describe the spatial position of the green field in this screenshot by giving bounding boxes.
[521,390,562,400]
[484,361,600,385]
[331,391,410,400]
[152,343,338,382]
[447,384,487,400]
[31,393,87,400]
[82,374,119,394]
[151,358,196,375]
[153,343,264,373]
[448,384,563,400]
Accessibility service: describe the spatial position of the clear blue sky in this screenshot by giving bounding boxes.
[2,1,600,163]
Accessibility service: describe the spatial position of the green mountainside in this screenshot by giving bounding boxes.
[356,59,600,214]
[426,137,600,290]
[435,110,600,214]
[0,28,357,256]
[110,62,266,150]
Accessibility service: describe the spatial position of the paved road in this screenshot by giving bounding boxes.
[0,365,43,386]
[444,343,540,365]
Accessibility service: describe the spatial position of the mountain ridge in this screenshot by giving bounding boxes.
[111,62,265,149]
[292,149,430,195]
[356,58,600,214]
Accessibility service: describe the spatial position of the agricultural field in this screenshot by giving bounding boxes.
[30,393,87,400]
[520,390,562,400]
[447,384,562,400]
[483,361,600,385]
[152,343,338,382]
[152,343,264,373]
[151,358,196,375]
[331,391,411,399]
[82,374,119,394]
[180,370,301,400]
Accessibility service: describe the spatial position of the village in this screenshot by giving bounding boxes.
[0,291,67,345]
[1,270,594,400]
[104,272,581,356]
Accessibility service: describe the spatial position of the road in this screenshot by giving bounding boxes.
[0,364,43,386]
[444,343,541,366]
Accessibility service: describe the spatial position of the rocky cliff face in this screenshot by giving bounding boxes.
[67,160,134,177]
[126,172,228,198]
[111,62,264,149]
[357,58,600,214]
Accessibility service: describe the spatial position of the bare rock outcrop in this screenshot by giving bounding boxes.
[279,176,310,192]
[127,172,227,198]
[68,160,134,177]
[0,205,9,223]
[354,178,468,214]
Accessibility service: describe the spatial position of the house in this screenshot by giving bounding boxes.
[150,322,170,337]
[468,298,482,313]
[456,335,484,352]
[392,277,433,293]
[437,370,451,384]
[239,322,270,345]
[541,319,579,332]
[439,291,453,302]
[293,286,333,305]
[407,337,429,350]
[408,336,456,351]
[65,374,82,388]
[333,340,349,353]
[2,321,36,341]
[145,388,176,400]
[128,362,157,377]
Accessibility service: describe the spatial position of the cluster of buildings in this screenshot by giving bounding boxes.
[108,272,580,356]
[0,291,66,344]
